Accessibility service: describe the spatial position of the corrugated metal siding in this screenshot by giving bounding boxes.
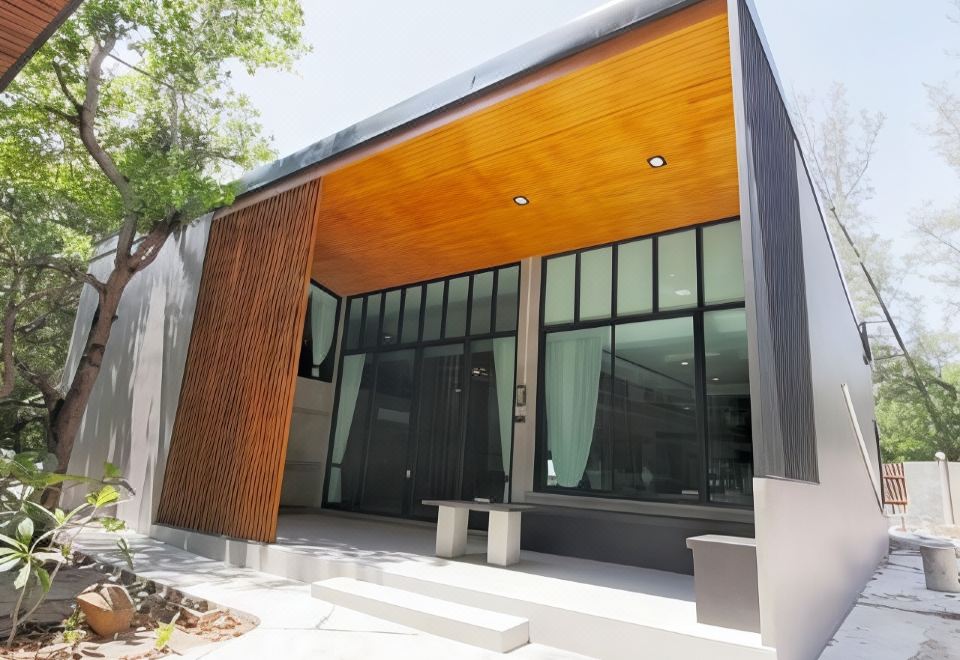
[737,0,818,482]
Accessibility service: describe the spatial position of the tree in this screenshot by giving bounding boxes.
[0,0,308,478]
[794,84,960,460]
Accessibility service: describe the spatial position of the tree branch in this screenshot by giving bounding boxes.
[0,285,18,399]
[14,359,62,414]
[52,60,82,112]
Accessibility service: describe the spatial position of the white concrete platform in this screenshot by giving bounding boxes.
[314,576,529,653]
[145,511,774,660]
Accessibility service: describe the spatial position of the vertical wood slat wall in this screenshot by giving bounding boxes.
[156,181,321,542]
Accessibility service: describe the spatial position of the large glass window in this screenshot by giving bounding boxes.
[297,282,340,382]
[330,263,521,521]
[538,219,750,507]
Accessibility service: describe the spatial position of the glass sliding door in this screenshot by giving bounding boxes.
[359,350,416,516]
[326,263,520,522]
[410,344,466,519]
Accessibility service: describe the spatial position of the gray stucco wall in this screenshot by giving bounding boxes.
[901,461,960,529]
[61,216,211,532]
[749,147,888,660]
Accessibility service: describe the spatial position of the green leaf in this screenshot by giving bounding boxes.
[23,500,59,526]
[0,556,23,572]
[0,533,26,552]
[86,485,119,509]
[33,551,66,564]
[13,563,30,590]
[35,566,51,592]
[103,462,121,479]
[16,517,34,545]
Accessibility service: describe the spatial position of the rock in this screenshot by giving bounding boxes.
[77,583,135,638]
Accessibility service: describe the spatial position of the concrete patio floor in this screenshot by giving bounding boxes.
[75,527,591,659]
[821,539,960,660]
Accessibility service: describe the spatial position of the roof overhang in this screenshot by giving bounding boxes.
[229,0,741,296]
[0,0,85,92]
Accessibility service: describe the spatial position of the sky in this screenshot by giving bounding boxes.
[231,0,959,325]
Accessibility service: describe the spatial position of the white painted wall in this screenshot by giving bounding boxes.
[279,377,336,508]
[901,461,960,529]
[61,216,212,532]
[751,149,888,660]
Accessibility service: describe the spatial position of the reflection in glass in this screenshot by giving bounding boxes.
[463,338,515,503]
[617,239,653,316]
[544,255,575,325]
[327,353,373,506]
[363,293,381,347]
[613,318,699,500]
[422,282,444,341]
[495,266,520,332]
[401,285,421,344]
[411,344,465,519]
[346,298,362,350]
[703,221,745,304]
[445,276,469,337]
[704,309,752,505]
[470,271,494,335]
[658,231,697,310]
[381,290,401,345]
[360,350,415,516]
[579,247,612,321]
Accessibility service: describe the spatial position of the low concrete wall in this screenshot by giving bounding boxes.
[901,461,960,529]
[61,217,212,531]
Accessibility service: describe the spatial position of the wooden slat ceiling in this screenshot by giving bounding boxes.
[0,0,76,90]
[311,0,739,296]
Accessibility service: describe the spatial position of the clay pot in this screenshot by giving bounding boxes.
[77,583,135,637]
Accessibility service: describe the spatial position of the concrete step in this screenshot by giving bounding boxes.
[312,576,529,653]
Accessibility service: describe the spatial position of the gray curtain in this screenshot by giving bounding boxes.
[492,337,516,500]
[327,353,365,502]
[544,328,605,487]
[310,288,338,377]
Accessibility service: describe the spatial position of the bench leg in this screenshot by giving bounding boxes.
[487,511,522,566]
[436,506,469,558]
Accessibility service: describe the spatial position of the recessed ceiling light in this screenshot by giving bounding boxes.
[675,289,692,297]
[681,361,689,366]
[648,155,667,168]
[513,195,530,206]
[712,377,720,381]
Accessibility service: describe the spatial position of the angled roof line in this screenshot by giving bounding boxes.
[0,0,87,92]
[237,0,700,196]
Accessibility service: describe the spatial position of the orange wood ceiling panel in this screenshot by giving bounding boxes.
[312,2,738,296]
[0,0,73,85]
[157,181,320,543]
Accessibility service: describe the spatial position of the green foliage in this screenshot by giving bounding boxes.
[0,0,308,453]
[154,611,179,651]
[0,454,133,644]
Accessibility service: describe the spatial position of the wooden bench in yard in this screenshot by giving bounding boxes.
[422,500,536,567]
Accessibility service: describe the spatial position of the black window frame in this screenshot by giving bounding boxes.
[534,216,752,510]
[298,279,342,383]
[325,262,523,517]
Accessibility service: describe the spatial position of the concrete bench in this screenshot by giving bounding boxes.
[686,534,760,633]
[422,500,535,566]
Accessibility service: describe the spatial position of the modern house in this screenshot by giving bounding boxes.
[62,0,889,658]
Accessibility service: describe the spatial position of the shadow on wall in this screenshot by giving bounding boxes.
[61,216,212,533]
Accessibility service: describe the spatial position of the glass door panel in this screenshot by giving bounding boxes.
[360,350,415,516]
[410,344,465,519]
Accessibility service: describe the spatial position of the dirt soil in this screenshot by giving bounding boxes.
[1,554,256,659]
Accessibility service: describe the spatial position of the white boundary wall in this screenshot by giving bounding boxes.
[61,217,211,531]
[751,149,888,660]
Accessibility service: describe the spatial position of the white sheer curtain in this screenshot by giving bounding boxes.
[310,288,338,377]
[492,337,516,501]
[327,353,365,502]
[544,328,605,487]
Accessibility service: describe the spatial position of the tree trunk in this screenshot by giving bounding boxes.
[49,268,131,474]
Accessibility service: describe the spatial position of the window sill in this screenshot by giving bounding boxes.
[522,491,754,524]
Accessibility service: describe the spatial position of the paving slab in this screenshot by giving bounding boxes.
[75,528,592,659]
[821,541,960,660]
